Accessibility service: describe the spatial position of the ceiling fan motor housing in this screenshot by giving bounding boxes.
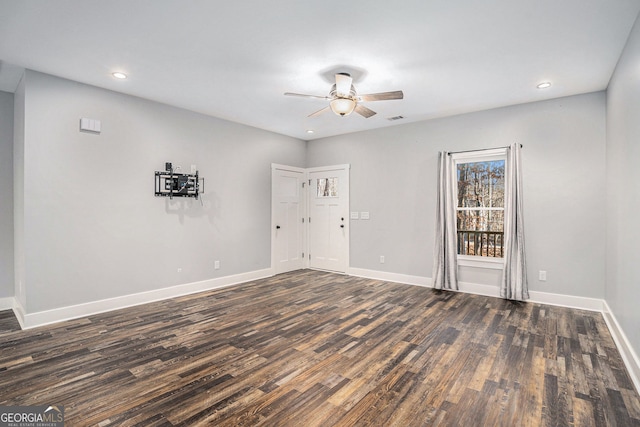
[329,84,357,100]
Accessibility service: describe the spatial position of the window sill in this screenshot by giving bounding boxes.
[458,255,504,270]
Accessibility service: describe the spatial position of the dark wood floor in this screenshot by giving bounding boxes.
[0,270,638,426]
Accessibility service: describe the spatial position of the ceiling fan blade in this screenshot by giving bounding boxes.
[358,90,404,102]
[354,104,376,118]
[284,92,329,100]
[308,106,330,118]
[335,73,353,97]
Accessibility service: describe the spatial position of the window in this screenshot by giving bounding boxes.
[452,149,507,266]
[317,177,338,197]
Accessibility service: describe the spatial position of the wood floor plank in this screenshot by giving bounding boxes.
[0,269,638,426]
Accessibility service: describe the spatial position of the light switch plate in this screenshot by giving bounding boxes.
[80,117,101,134]
[360,212,370,220]
[350,212,359,220]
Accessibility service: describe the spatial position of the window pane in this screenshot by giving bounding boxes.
[457,160,505,208]
[317,177,338,197]
[457,210,504,232]
[456,228,504,257]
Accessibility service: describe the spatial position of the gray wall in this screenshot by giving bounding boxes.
[17,70,306,313]
[13,77,25,307]
[308,92,607,299]
[606,14,640,359]
[0,90,13,298]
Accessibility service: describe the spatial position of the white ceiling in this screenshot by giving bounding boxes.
[1,0,639,140]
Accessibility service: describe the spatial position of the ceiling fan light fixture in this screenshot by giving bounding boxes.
[330,98,357,116]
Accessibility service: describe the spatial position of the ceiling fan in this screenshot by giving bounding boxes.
[284,73,403,118]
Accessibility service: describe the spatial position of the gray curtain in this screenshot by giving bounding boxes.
[500,143,529,300]
[432,151,459,290]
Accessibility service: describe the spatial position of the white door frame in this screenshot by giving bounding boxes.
[271,163,350,275]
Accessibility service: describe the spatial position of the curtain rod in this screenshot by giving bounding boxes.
[447,144,523,155]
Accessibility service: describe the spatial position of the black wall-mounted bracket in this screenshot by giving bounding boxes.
[154,162,201,199]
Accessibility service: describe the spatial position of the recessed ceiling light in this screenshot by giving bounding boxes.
[306,130,314,134]
[537,82,551,89]
[112,72,127,79]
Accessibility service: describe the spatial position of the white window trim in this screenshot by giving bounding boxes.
[458,255,505,270]
[452,147,508,270]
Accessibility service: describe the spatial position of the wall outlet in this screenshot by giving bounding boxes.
[380,255,385,264]
[539,270,547,281]
[214,260,220,270]
[177,267,182,273]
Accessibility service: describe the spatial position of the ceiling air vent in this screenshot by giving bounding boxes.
[387,115,405,121]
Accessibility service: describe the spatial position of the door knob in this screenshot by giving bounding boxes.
[340,224,345,228]
[276,225,281,229]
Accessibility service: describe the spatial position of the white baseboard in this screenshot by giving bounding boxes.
[602,301,640,394]
[528,290,604,311]
[348,268,430,287]
[349,268,603,311]
[16,268,273,330]
[0,296,14,311]
[456,281,604,311]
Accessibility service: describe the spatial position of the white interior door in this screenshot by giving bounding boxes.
[308,166,349,273]
[272,166,305,274]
